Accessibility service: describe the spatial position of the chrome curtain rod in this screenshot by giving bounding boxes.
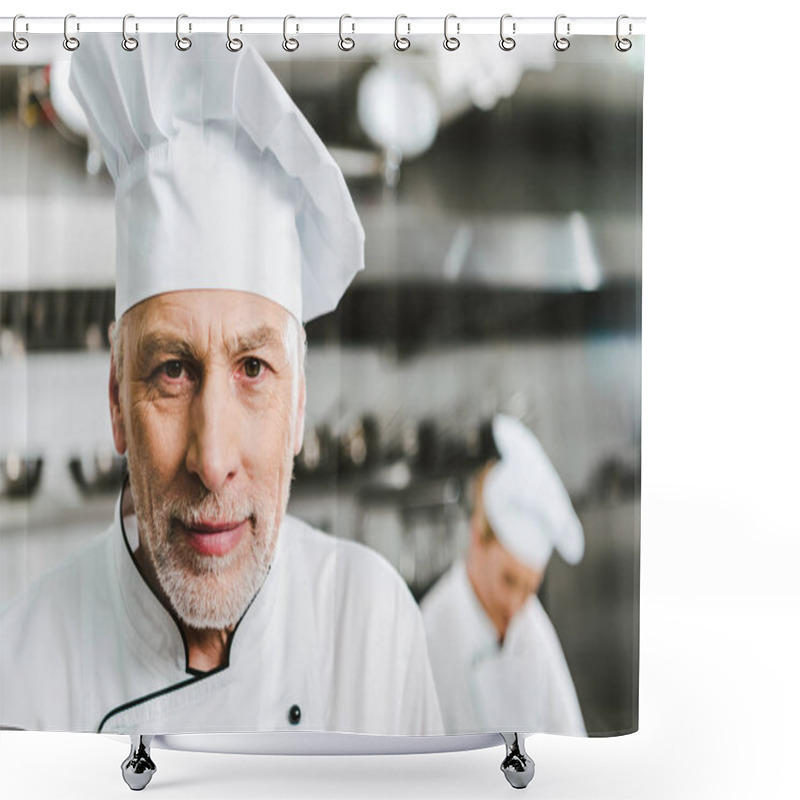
[1,15,646,37]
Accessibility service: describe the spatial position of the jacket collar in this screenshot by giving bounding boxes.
[112,490,187,672]
[455,561,503,661]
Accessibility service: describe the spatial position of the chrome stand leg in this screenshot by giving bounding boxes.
[500,733,535,789]
[121,735,156,791]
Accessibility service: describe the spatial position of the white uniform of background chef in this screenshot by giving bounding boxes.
[0,34,442,736]
[422,414,586,735]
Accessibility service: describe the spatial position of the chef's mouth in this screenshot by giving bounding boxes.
[175,518,249,557]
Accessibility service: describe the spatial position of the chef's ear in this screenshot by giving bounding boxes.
[291,323,307,457]
[293,367,306,457]
[469,516,483,550]
[108,322,127,455]
[470,514,494,554]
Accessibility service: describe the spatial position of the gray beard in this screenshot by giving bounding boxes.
[154,521,274,630]
[126,428,295,631]
[136,488,282,631]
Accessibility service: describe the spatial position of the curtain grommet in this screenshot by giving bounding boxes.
[63,14,80,51]
[12,14,29,52]
[175,14,192,51]
[283,15,299,52]
[394,14,411,51]
[499,14,516,51]
[553,14,570,52]
[226,15,243,52]
[444,14,460,52]
[121,14,138,52]
[338,14,355,51]
[615,15,633,52]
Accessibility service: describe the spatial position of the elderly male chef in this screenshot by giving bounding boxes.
[421,414,586,735]
[0,35,442,737]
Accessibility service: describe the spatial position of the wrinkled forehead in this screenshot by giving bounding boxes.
[122,289,299,363]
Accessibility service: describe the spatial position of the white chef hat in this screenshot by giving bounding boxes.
[483,414,584,570]
[68,34,364,323]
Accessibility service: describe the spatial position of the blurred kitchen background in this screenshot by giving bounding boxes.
[0,34,642,735]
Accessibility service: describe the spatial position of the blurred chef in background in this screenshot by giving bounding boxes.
[422,414,586,735]
[0,34,442,737]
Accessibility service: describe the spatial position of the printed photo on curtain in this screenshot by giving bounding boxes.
[0,25,643,753]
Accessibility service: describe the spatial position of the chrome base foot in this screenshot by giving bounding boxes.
[500,733,535,789]
[121,735,156,791]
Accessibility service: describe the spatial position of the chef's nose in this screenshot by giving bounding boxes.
[185,371,240,493]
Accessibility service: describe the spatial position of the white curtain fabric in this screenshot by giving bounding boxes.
[0,27,642,741]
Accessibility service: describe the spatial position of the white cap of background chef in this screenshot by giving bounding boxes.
[68,34,364,323]
[483,414,584,570]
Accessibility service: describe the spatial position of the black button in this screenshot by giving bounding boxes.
[288,704,301,725]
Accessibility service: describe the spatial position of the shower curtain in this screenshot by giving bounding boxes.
[0,14,643,757]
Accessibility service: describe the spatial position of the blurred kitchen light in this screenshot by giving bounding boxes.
[401,422,420,460]
[380,461,413,490]
[466,53,524,112]
[357,64,440,160]
[6,454,21,483]
[84,323,103,351]
[68,450,126,495]
[0,329,25,357]
[1,454,44,498]
[359,206,612,290]
[570,211,603,291]
[443,224,473,282]
[434,37,527,122]
[383,148,403,190]
[96,450,114,474]
[328,146,383,179]
[301,428,322,471]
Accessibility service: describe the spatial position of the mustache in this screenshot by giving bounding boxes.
[165,492,255,527]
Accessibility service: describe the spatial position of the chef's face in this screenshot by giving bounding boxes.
[110,289,305,630]
[469,521,544,641]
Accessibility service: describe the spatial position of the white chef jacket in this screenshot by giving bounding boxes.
[0,496,443,735]
[421,562,585,736]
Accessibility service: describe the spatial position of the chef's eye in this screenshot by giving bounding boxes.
[163,360,184,379]
[243,358,263,379]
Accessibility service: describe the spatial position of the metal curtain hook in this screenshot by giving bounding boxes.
[443,14,460,51]
[615,14,632,52]
[283,15,299,52]
[176,14,192,51]
[122,14,139,51]
[227,15,243,52]
[338,14,355,51]
[553,14,570,51]
[499,14,516,51]
[63,13,80,51]
[12,14,29,52]
[394,14,410,51]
